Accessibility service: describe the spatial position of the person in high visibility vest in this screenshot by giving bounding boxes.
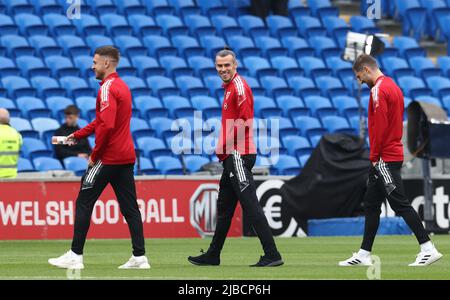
[0,108,22,178]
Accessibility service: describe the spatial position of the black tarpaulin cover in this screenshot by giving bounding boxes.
[281,134,370,221]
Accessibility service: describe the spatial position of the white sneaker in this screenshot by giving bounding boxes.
[48,250,84,269]
[408,249,443,266]
[339,253,373,266]
[118,255,151,269]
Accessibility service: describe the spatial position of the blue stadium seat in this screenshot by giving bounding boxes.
[270,154,301,175]
[321,115,356,135]
[168,0,200,17]
[45,96,73,119]
[16,56,51,77]
[183,155,210,173]
[1,76,36,98]
[393,36,426,59]
[85,35,114,54]
[0,97,20,117]
[203,76,225,99]
[10,118,39,139]
[17,97,51,119]
[175,76,209,97]
[187,56,216,78]
[397,76,432,99]
[223,0,251,17]
[287,76,321,98]
[315,76,348,98]
[60,76,94,98]
[63,157,88,176]
[254,36,288,58]
[22,138,53,159]
[409,56,442,80]
[331,95,360,119]
[253,96,282,118]
[211,15,243,39]
[442,95,450,114]
[304,95,337,118]
[56,35,90,57]
[155,15,189,38]
[18,157,35,172]
[228,36,261,58]
[136,136,172,158]
[114,36,147,58]
[72,14,106,37]
[172,35,205,59]
[293,116,328,140]
[282,135,312,157]
[73,55,94,78]
[31,117,60,138]
[14,13,48,36]
[325,56,353,82]
[287,0,310,19]
[0,35,34,57]
[276,95,309,119]
[146,76,180,98]
[196,0,227,17]
[75,96,96,120]
[99,13,132,37]
[298,56,332,79]
[159,56,193,77]
[184,15,215,38]
[28,35,62,57]
[86,0,117,15]
[425,76,450,98]
[308,36,341,59]
[31,76,65,98]
[134,95,169,119]
[128,14,160,38]
[426,0,450,42]
[243,56,277,79]
[416,95,442,107]
[199,35,226,57]
[238,14,269,38]
[270,56,303,80]
[438,56,450,77]
[135,156,159,175]
[190,95,221,119]
[130,55,164,78]
[114,0,146,16]
[153,156,184,174]
[3,0,34,15]
[143,35,177,58]
[381,56,414,80]
[242,76,265,97]
[33,157,63,171]
[395,0,427,40]
[307,0,339,20]
[149,117,176,138]
[45,55,80,77]
[143,0,175,16]
[268,116,300,137]
[295,16,326,38]
[0,14,19,35]
[266,15,297,38]
[43,13,76,36]
[161,95,194,118]
[34,0,62,14]
[259,76,293,98]
[349,16,379,34]
[122,76,151,97]
[0,57,19,77]
[256,135,285,156]
[378,37,400,59]
[130,117,155,140]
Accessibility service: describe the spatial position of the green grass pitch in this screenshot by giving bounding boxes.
[0,235,449,280]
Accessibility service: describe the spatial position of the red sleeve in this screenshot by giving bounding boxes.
[233,84,253,152]
[73,119,96,139]
[236,85,252,121]
[370,89,389,162]
[90,85,117,163]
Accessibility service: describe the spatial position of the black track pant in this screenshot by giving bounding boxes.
[361,161,430,251]
[208,152,279,257]
[71,162,145,256]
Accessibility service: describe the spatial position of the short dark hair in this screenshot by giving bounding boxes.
[352,54,378,72]
[216,46,237,62]
[94,45,120,62]
[64,105,80,116]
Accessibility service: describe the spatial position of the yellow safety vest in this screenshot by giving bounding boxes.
[0,124,22,178]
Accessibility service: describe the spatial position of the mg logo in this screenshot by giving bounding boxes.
[189,183,219,237]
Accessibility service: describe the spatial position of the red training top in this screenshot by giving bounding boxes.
[73,72,136,165]
[216,72,256,161]
[368,75,404,163]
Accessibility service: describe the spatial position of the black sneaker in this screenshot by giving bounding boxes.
[250,254,284,267]
[188,249,220,266]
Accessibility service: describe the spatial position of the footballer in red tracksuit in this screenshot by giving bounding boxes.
[69,71,146,259]
[188,49,283,267]
[344,55,434,265]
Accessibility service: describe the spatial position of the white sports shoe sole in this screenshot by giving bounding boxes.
[48,259,84,269]
[118,262,151,269]
[409,252,443,267]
